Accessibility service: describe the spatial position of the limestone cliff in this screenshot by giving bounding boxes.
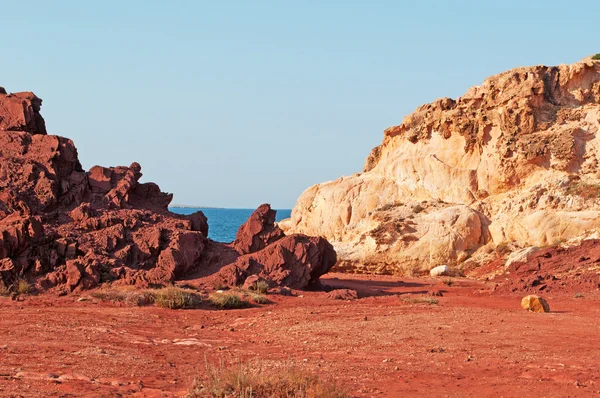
[281,56,600,274]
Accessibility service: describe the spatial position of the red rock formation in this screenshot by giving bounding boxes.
[220,234,336,289]
[0,88,336,293]
[233,203,285,254]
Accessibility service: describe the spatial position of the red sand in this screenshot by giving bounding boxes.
[1,273,599,397]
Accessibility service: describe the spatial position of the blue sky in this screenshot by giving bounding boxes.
[2,1,598,208]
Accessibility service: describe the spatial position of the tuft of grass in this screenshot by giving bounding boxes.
[0,284,9,297]
[574,293,584,299]
[402,295,439,305]
[249,292,270,305]
[16,280,32,295]
[91,287,155,306]
[188,359,349,398]
[254,281,269,295]
[154,286,202,309]
[592,53,600,61]
[208,292,250,309]
[442,278,454,287]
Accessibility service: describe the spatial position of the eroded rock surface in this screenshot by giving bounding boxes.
[0,89,335,293]
[282,56,600,274]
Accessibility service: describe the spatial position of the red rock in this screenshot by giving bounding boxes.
[0,86,337,293]
[233,204,285,253]
[218,234,337,290]
[0,91,46,134]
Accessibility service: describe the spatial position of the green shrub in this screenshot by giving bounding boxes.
[188,360,349,398]
[208,292,250,309]
[154,286,202,309]
[592,53,600,60]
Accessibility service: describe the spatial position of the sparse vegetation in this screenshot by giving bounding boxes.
[0,284,9,296]
[254,281,269,295]
[92,286,202,308]
[188,359,349,398]
[208,292,250,309]
[154,286,203,309]
[592,53,600,60]
[566,182,600,200]
[16,279,32,295]
[402,295,439,305]
[91,287,155,306]
[442,278,454,287]
[249,292,270,304]
[574,293,584,299]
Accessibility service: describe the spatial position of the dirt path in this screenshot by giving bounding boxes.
[1,274,599,397]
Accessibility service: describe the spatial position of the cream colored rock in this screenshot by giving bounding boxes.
[430,265,451,277]
[283,57,600,274]
[505,247,540,269]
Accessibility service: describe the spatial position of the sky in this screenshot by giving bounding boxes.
[2,1,598,208]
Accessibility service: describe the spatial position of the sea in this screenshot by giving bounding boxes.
[169,207,292,243]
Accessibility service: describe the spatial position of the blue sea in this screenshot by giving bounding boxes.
[169,207,292,243]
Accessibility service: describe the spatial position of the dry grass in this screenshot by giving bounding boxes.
[16,280,32,295]
[154,286,203,309]
[249,292,270,304]
[442,278,454,287]
[254,281,269,295]
[208,292,250,309]
[91,287,155,306]
[91,286,202,309]
[401,295,439,305]
[188,359,349,398]
[0,284,9,296]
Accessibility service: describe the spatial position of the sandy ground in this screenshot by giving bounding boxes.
[1,273,599,397]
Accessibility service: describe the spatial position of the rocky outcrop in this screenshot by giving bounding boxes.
[0,89,336,293]
[198,205,337,290]
[0,91,46,134]
[233,203,285,254]
[282,56,600,274]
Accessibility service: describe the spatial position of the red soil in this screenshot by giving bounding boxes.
[1,273,599,397]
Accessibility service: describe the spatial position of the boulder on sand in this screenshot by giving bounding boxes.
[521,295,550,313]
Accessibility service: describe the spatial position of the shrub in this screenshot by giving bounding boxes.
[0,284,9,296]
[592,53,600,60]
[154,286,202,309]
[188,360,349,398]
[17,280,32,295]
[254,281,269,295]
[249,292,270,304]
[91,288,155,306]
[208,292,250,309]
[574,293,584,299]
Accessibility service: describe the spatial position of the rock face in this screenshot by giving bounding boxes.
[282,56,600,274]
[0,89,336,293]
